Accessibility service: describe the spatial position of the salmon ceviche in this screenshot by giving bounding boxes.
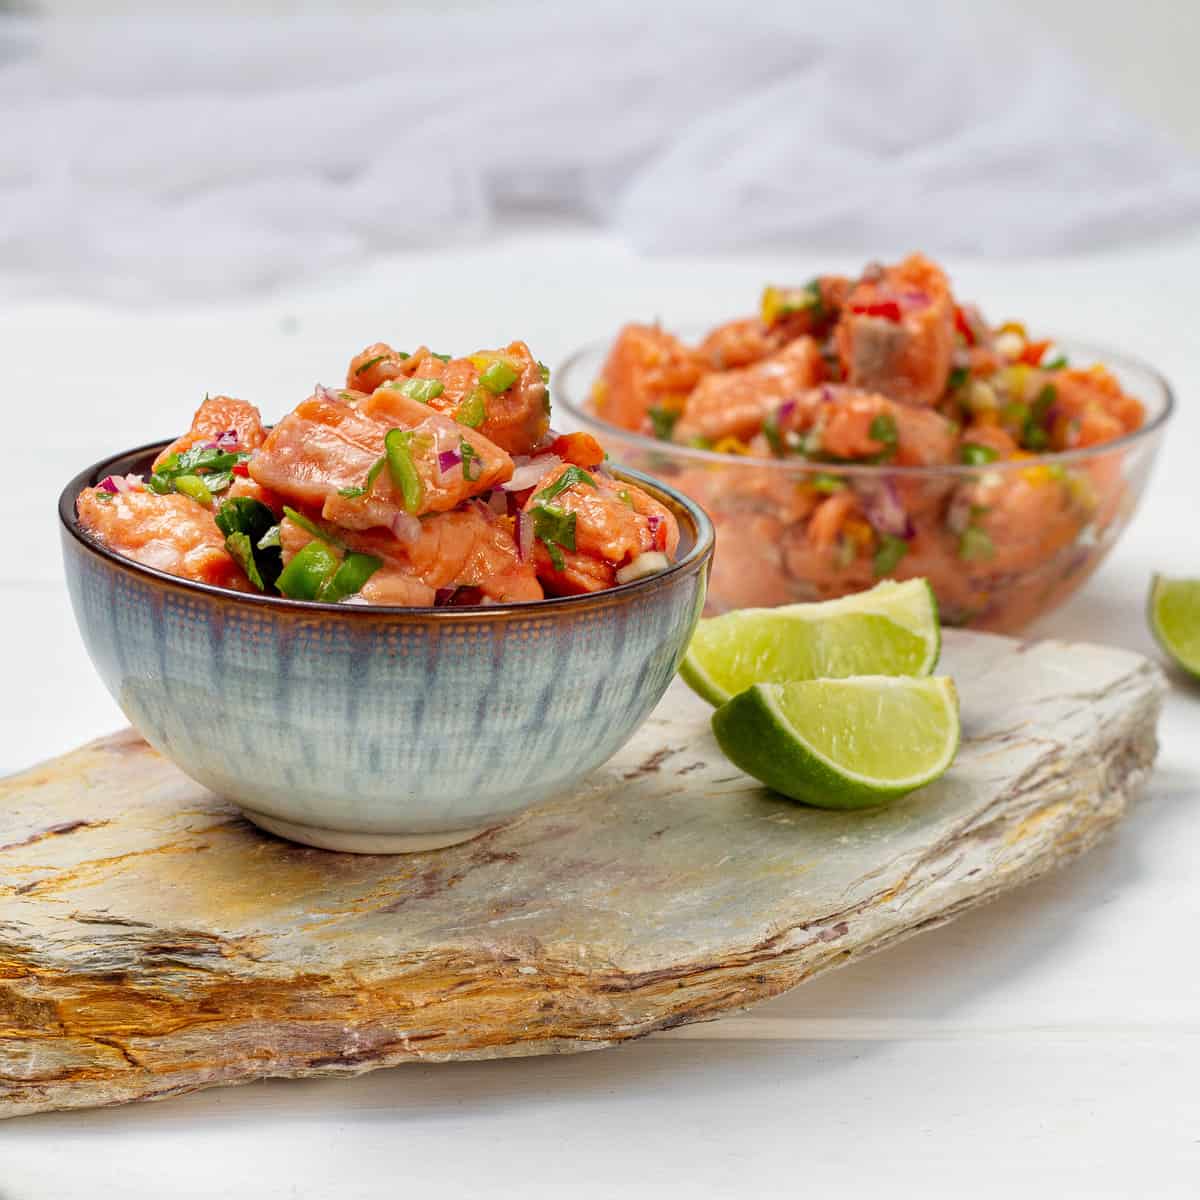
[591,253,1151,628]
[76,342,680,606]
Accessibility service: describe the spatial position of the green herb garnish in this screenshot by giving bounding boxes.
[385,428,424,514]
[215,496,276,541]
[868,413,898,447]
[534,465,595,503]
[872,533,908,577]
[958,527,995,562]
[532,503,577,571]
[647,406,680,441]
[811,473,845,493]
[960,443,1000,466]
[225,532,266,591]
[1042,354,1068,370]
[338,485,366,498]
[948,365,970,391]
[431,352,451,363]
[763,414,785,456]
[537,361,551,385]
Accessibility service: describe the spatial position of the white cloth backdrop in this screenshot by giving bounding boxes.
[3,1,1199,301]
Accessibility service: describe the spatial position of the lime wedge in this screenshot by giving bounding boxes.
[680,579,940,706]
[711,676,960,810]
[1149,575,1200,679]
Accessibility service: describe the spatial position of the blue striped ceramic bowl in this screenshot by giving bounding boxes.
[60,443,713,853]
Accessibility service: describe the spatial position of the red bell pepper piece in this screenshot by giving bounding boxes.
[850,299,902,322]
[1019,339,1051,367]
[954,306,977,346]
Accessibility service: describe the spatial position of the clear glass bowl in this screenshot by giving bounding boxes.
[556,336,1173,632]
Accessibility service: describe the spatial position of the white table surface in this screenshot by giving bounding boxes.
[3,226,1199,1198]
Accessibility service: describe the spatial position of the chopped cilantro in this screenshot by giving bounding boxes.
[872,533,908,577]
[960,443,1000,466]
[532,503,576,570]
[647,406,680,441]
[811,473,845,493]
[535,465,595,503]
[959,527,995,562]
[868,412,898,446]
[225,532,266,591]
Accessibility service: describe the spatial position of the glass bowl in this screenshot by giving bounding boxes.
[556,336,1173,632]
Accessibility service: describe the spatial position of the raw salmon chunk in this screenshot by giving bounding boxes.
[249,389,512,528]
[834,254,955,406]
[522,464,678,595]
[153,395,266,470]
[280,503,542,606]
[347,341,549,456]
[77,487,250,590]
[675,337,824,445]
[594,323,704,435]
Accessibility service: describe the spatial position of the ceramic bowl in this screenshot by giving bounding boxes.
[557,336,1172,632]
[59,443,713,854]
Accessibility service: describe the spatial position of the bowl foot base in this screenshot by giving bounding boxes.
[239,808,488,854]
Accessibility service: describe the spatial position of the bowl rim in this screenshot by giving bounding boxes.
[554,332,1175,478]
[59,443,715,620]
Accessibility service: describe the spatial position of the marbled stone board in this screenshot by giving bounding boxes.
[0,632,1164,1119]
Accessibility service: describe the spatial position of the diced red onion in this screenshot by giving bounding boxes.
[862,479,913,539]
[201,429,240,451]
[501,454,561,492]
[487,490,508,517]
[434,587,458,607]
[100,472,143,495]
[515,509,534,561]
[647,513,667,551]
[315,384,342,403]
[776,400,796,425]
[389,511,422,545]
[437,447,462,477]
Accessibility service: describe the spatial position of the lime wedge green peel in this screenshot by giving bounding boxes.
[680,579,940,706]
[1149,575,1200,680]
[712,676,960,810]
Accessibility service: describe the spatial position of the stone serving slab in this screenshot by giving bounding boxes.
[0,631,1164,1119]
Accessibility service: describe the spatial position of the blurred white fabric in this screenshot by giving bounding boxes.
[2,1,1199,301]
